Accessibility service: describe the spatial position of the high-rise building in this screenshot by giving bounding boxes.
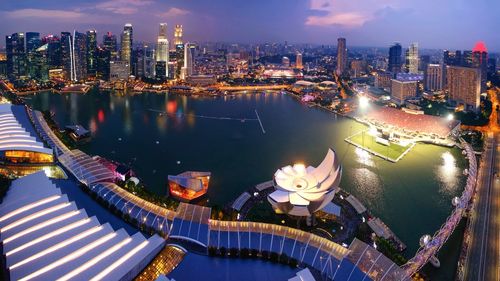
[96,47,111,80]
[121,23,133,71]
[405,43,419,74]
[388,43,402,74]
[156,23,169,80]
[72,31,87,81]
[60,32,73,80]
[443,50,462,66]
[488,58,497,75]
[103,32,118,60]
[295,52,303,69]
[336,38,347,76]
[174,24,183,46]
[175,43,185,78]
[6,32,27,78]
[86,30,97,77]
[181,42,195,79]
[472,41,488,92]
[27,44,49,81]
[45,37,61,69]
[446,65,481,112]
[25,32,41,54]
[425,64,443,91]
[419,55,430,72]
[142,44,156,79]
[391,78,417,105]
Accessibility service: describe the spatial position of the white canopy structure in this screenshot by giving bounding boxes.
[268,149,342,217]
[0,172,164,281]
[0,104,53,157]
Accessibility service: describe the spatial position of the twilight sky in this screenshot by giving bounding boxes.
[1,0,499,51]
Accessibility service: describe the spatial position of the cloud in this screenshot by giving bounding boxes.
[306,0,398,27]
[4,9,87,20]
[95,0,154,15]
[157,7,190,18]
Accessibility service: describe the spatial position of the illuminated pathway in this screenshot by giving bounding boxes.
[463,133,500,281]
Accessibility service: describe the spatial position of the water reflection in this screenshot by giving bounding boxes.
[354,147,374,167]
[437,151,460,196]
[351,167,382,206]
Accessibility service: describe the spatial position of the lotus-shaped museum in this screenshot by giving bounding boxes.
[268,149,342,217]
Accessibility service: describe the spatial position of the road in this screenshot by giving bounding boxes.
[463,133,500,281]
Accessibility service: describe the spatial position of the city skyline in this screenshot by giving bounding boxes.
[0,0,499,51]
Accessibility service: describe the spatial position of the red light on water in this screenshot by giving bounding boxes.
[98,109,105,123]
[167,100,177,114]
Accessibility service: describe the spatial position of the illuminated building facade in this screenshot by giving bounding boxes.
[156,23,169,80]
[446,65,481,112]
[168,171,211,202]
[391,78,417,105]
[336,38,347,76]
[295,52,303,69]
[405,42,419,74]
[120,23,133,72]
[425,64,443,91]
[174,24,183,46]
[86,30,97,77]
[6,32,26,78]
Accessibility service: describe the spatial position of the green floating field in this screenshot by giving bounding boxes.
[345,132,412,162]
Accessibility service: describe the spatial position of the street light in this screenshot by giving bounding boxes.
[447,113,454,121]
[359,96,369,108]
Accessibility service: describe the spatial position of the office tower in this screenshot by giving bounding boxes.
[405,43,419,74]
[425,64,443,91]
[86,30,97,77]
[255,45,260,60]
[375,71,392,89]
[96,46,111,80]
[296,52,303,69]
[103,32,118,60]
[391,78,417,105]
[282,56,290,67]
[443,50,462,66]
[142,44,156,79]
[110,60,130,81]
[25,32,41,54]
[28,44,49,81]
[121,23,133,69]
[446,65,481,112]
[6,32,27,78]
[60,32,73,80]
[488,58,497,75]
[41,36,62,68]
[388,43,402,74]
[181,42,195,79]
[72,31,87,81]
[472,41,488,92]
[419,55,430,72]
[175,43,185,78]
[156,23,169,80]
[336,38,347,76]
[462,51,473,67]
[174,25,183,46]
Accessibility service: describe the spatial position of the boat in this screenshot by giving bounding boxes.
[429,255,440,268]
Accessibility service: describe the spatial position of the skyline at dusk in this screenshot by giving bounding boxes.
[1,0,499,51]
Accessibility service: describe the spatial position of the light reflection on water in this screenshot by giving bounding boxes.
[437,151,460,196]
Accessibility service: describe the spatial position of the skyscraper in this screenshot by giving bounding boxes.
[60,32,73,80]
[425,64,443,91]
[336,38,347,76]
[181,42,195,79]
[446,65,481,112]
[472,41,488,92]
[6,32,27,78]
[142,44,156,79]
[103,32,118,60]
[175,43,185,78]
[156,23,169,80]
[388,43,402,74]
[296,52,303,69]
[405,43,419,74]
[72,31,87,81]
[86,30,97,77]
[174,25,183,46]
[25,32,41,54]
[97,46,111,80]
[121,23,133,71]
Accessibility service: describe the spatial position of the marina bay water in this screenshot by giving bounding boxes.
[26,89,466,270]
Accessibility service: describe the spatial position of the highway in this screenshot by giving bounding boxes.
[463,133,499,281]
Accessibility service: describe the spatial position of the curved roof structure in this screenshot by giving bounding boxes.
[0,172,164,281]
[0,104,52,155]
[268,149,341,217]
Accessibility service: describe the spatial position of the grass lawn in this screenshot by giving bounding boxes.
[346,132,411,161]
